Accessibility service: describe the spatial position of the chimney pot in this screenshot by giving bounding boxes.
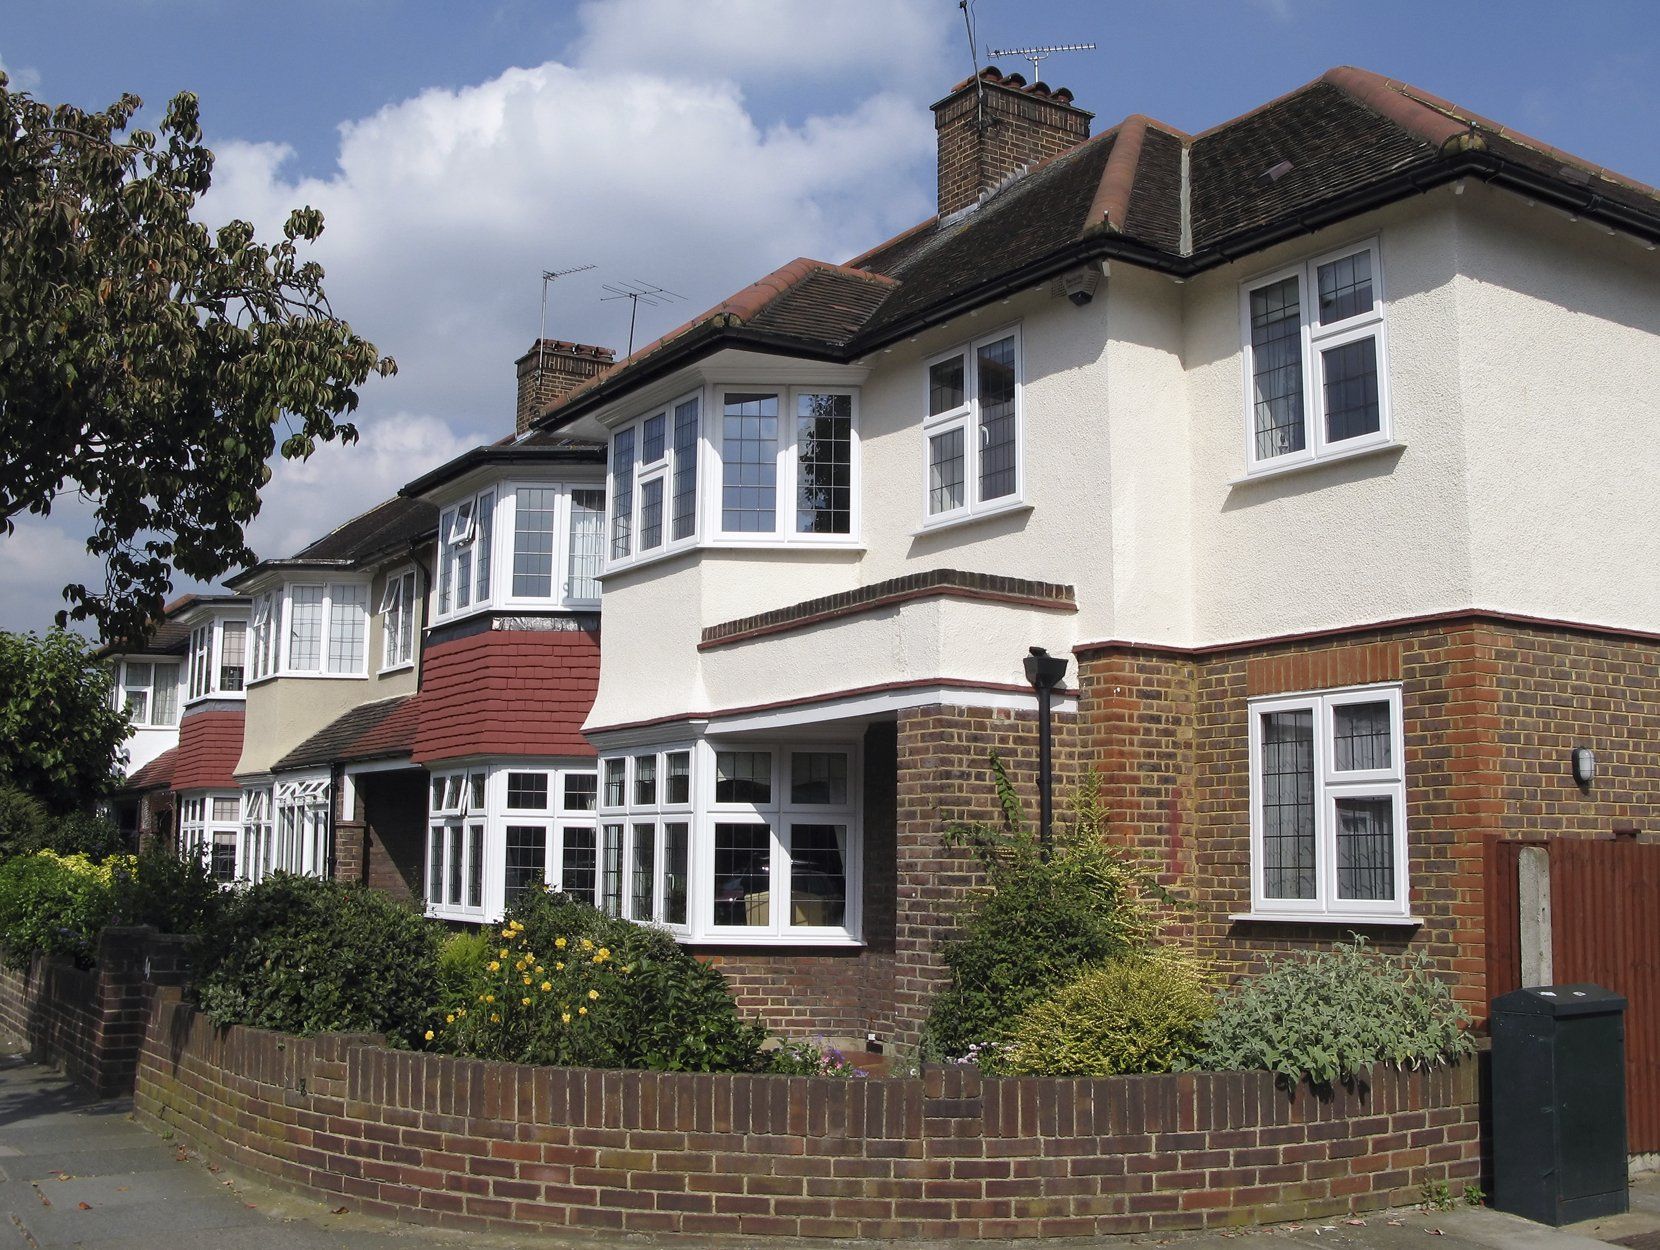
[514,339,616,436]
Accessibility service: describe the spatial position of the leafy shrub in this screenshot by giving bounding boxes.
[108,842,221,936]
[1191,938,1475,1089]
[435,889,767,1072]
[0,786,124,860]
[920,761,1161,1060]
[991,951,1214,1076]
[435,928,495,1013]
[766,1038,868,1077]
[193,875,441,1047]
[0,851,117,968]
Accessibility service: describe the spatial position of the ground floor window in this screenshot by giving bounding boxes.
[1247,683,1408,920]
[240,786,273,883]
[424,760,599,923]
[597,738,861,944]
[179,791,241,883]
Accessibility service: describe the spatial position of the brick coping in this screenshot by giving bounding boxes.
[132,993,1481,1240]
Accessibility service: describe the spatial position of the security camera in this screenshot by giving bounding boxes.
[1060,265,1100,307]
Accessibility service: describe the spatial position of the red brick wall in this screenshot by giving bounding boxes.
[132,996,1480,1239]
[934,75,1092,216]
[336,770,427,901]
[1077,618,1659,1015]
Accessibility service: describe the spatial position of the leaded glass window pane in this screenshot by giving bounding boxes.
[795,393,852,535]
[566,489,605,600]
[631,822,656,921]
[1336,797,1395,901]
[325,585,366,674]
[561,826,597,903]
[639,477,664,550]
[929,355,964,415]
[603,758,625,808]
[563,773,597,812]
[467,823,485,909]
[1332,701,1392,771]
[664,822,689,926]
[1260,709,1315,900]
[1250,276,1306,460]
[671,398,700,541]
[713,823,769,926]
[715,751,770,804]
[289,587,324,671]
[474,491,494,603]
[513,487,558,597]
[791,752,848,805]
[789,823,846,928]
[1317,250,1374,324]
[1322,338,1381,444]
[641,413,666,463]
[928,426,965,515]
[610,428,635,559]
[665,752,691,806]
[721,392,778,532]
[506,772,549,810]
[634,754,657,806]
[504,825,546,905]
[220,620,247,690]
[977,336,1017,501]
[601,824,623,916]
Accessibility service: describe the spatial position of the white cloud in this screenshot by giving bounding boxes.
[0,55,42,92]
[0,513,102,634]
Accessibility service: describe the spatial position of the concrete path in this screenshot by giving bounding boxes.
[0,1027,1645,1250]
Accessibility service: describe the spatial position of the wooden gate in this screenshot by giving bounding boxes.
[1487,837,1660,1152]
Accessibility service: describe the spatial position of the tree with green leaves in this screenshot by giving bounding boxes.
[0,628,129,810]
[0,74,395,643]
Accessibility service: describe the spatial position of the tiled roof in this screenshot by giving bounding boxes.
[171,710,245,792]
[533,65,1660,431]
[412,628,599,765]
[120,746,178,794]
[268,695,419,773]
[286,495,437,563]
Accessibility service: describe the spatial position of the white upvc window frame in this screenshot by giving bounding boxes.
[281,580,371,678]
[179,791,243,884]
[424,761,601,924]
[920,324,1025,530]
[435,488,495,621]
[1245,683,1410,923]
[596,738,862,946]
[606,390,704,569]
[240,785,274,885]
[116,659,181,727]
[378,567,419,673]
[184,616,249,704]
[710,385,862,547]
[499,481,604,612]
[248,592,280,683]
[271,773,332,878]
[432,482,604,625]
[1239,237,1392,478]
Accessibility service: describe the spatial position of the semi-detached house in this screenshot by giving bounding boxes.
[110,65,1658,1054]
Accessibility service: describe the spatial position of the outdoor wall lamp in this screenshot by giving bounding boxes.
[1571,747,1597,787]
[1024,647,1070,859]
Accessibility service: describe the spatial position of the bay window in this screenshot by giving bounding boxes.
[1246,683,1409,921]
[1241,238,1391,474]
[432,482,603,623]
[272,775,331,876]
[424,762,600,923]
[185,616,249,702]
[378,568,418,670]
[180,793,241,883]
[117,660,180,727]
[923,328,1022,526]
[240,786,273,884]
[597,740,861,944]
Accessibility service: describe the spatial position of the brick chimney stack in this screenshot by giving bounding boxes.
[514,340,616,435]
[931,67,1093,218]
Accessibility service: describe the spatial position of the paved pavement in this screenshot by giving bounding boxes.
[0,1026,1652,1250]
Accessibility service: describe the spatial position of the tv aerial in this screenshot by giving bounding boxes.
[537,264,596,374]
[601,280,685,356]
[985,41,1096,80]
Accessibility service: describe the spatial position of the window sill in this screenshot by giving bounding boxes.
[911,498,1033,538]
[1230,439,1402,487]
[683,933,864,948]
[602,538,865,581]
[183,692,246,706]
[1229,911,1422,927]
[376,662,416,677]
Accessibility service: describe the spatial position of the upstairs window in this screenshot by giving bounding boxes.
[433,482,601,622]
[379,568,418,670]
[1242,239,1390,474]
[923,328,1022,526]
[438,490,494,616]
[186,617,248,702]
[249,593,279,682]
[118,661,180,727]
[286,582,369,675]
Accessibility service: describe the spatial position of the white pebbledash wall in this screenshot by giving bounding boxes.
[587,182,1660,734]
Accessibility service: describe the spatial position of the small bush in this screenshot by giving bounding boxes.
[435,889,767,1072]
[1192,938,1474,1089]
[991,952,1214,1076]
[108,842,221,936]
[0,851,117,968]
[435,928,495,1013]
[921,761,1161,1061]
[0,786,124,860]
[766,1038,868,1077]
[193,875,441,1047]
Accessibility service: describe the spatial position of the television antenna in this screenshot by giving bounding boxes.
[985,41,1096,81]
[601,280,685,356]
[538,264,596,375]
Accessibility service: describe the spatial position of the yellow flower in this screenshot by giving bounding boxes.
[598,947,610,960]
[587,989,599,1001]
[498,948,509,958]
[510,919,524,931]
[555,961,564,971]
[445,1013,455,1024]
[540,981,552,992]
[621,965,633,974]
[515,959,526,971]
[424,1029,434,1041]
[490,1013,501,1023]
[579,1006,588,1016]
[501,929,514,939]
[484,994,495,1004]
[487,961,500,972]
[521,996,532,1006]
[534,966,544,975]
[580,938,593,950]
[561,1012,571,1024]
[555,937,567,949]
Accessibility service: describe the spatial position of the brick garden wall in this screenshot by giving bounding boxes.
[1076,616,1660,1016]
[133,993,1480,1240]
[0,927,193,1096]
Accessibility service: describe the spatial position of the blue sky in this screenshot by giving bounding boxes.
[2,0,1656,632]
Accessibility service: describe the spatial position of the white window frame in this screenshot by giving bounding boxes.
[240,786,274,885]
[270,774,332,878]
[435,489,494,621]
[711,386,862,547]
[597,739,862,946]
[432,482,604,625]
[248,592,280,683]
[920,324,1025,530]
[1245,683,1410,923]
[116,659,181,727]
[180,791,243,885]
[606,390,705,569]
[424,761,600,923]
[1239,237,1392,477]
[184,616,249,704]
[277,580,371,678]
[378,567,419,672]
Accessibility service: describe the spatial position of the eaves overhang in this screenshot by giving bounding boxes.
[399,445,607,501]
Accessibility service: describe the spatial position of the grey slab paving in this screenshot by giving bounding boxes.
[2,1025,1652,1250]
